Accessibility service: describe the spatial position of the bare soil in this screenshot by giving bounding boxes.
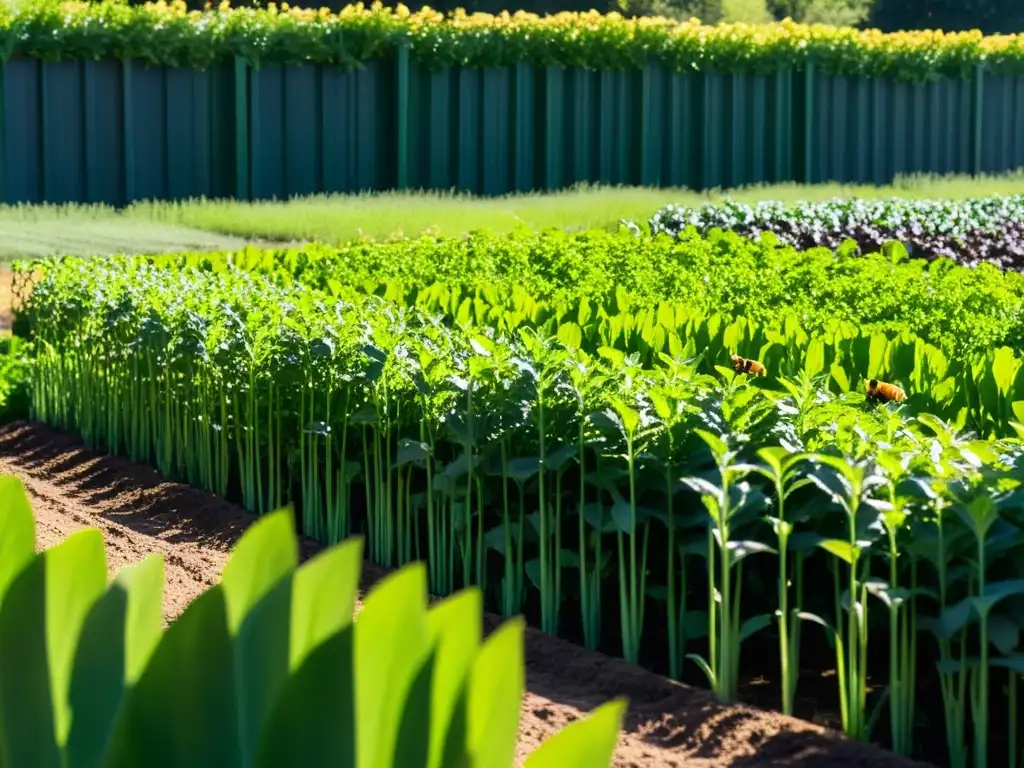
[0,421,929,767]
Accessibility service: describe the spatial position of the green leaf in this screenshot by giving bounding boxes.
[1012,401,1024,424]
[804,338,825,379]
[694,429,728,463]
[817,538,860,565]
[257,630,356,767]
[220,511,299,765]
[991,346,1019,394]
[0,529,107,766]
[556,322,583,350]
[396,439,432,467]
[355,563,431,768]
[0,476,34,608]
[65,555,165,768]
[609,397,640,435]
[105,586,241,767]
[988,614,1019,655]
[289,538,362,671]
[954,494,1001,542]
[426,591,482,768]
[467,618,525,768]
[524,699,626,768]
[739,613,772,643]
[685,652,716,689]
[830,362,851,393]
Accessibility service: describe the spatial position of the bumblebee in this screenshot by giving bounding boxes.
[865,378,906,403]
[730,354,767,377]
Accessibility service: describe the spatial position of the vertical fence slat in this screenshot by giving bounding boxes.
[122,60,135,203]
[233,56,248,201]
[395,45,410,191]
[544,66,564,190]
[457,68,480,194]
[801,61,814,184]
[513,62,534,193]
[972,64,985,176]
[571,69,594,186]
[481,68,510,195]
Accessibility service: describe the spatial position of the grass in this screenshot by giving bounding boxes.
[0,219,256,260]
[0,170,1022,257]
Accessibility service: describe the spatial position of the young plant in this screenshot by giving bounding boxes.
[681,429,773,702]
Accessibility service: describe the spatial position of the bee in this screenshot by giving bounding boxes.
[730,354,767,377]
[865,378,906,403]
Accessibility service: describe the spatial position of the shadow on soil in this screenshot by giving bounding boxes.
[0,420,930,767]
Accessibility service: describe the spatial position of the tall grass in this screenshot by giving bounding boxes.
[0,172,1022,255]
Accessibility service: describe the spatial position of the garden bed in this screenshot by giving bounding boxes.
[0,420,925,768]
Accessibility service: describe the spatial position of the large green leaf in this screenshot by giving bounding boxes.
[355,563,431,768]
[0,476,34,608]
[524,699,626,768]
[425,590,483,768]
[467,618,525,768]
[255,627,355,767]
[289,538,362,671]
[219,511,299,765]
[105,586,241,768]
[0,528,106,767]
[804,338,825,379]
[66,556,164,768]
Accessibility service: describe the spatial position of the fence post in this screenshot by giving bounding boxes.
[233,56,249,200]
[122,60,135,204]
[395,44,410,190]
[802,60,814,184]
[640,63,658,187]
[972,63,985,176]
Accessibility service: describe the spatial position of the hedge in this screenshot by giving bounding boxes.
[1,0,1023,80]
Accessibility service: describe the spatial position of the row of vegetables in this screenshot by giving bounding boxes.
[645,195,1024,270]
[12,238,1024,766]
[136,228,1024,359]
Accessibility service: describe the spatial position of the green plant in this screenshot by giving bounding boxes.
[0,475,626,767]
[12,237,1024,766]
[1,1,1023,81]
[0,336,30,424]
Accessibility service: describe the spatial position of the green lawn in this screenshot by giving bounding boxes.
[1,170,1022,257]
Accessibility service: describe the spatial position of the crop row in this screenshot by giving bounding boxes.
[124,248,1024,439]
[132,229,1024,360]
[646,195,1024,270]
[3,1,1024,80]
[14,253,1024,765]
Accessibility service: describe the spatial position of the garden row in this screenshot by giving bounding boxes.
[3,1,1022,79]
[12,232,1024,766]
[140,228,1024,358]
[646,194,1024,269]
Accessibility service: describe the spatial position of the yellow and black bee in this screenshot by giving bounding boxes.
[730,354,767,377]
[865,378,906,403]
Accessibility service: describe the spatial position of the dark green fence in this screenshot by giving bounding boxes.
[0,54,1021,205]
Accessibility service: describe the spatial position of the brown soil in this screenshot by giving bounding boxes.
[0,420,930,768]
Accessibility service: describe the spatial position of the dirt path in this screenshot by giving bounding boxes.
[0,421,927,767]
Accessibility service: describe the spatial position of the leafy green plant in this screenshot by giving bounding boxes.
[0,475,626,768]
[1,0,1021,80]
[648,195,1024,270]
[12,236,1024,766]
